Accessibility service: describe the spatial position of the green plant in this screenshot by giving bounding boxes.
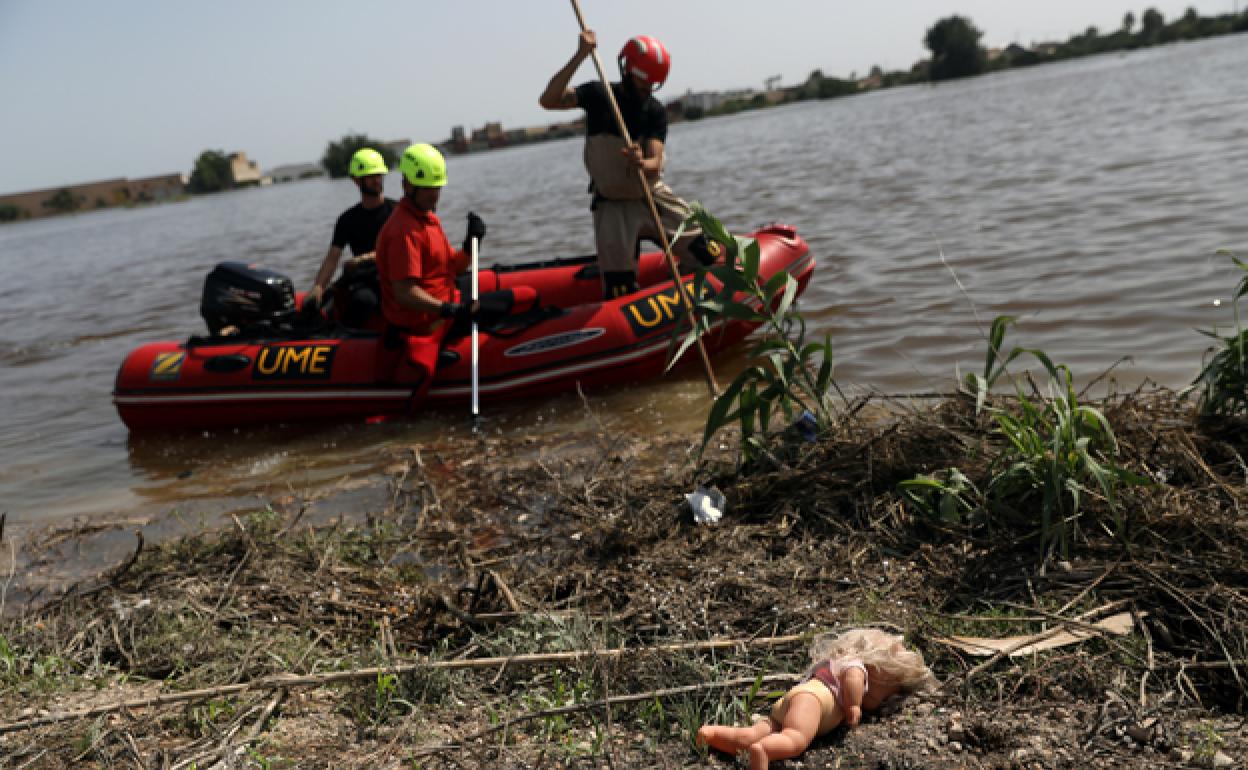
[898,468,981,523]
[245,746,274,769]
[341,669,415,735]
[0,634,16,678]
[519,667,594,747]
[1192,720,1225,764]
[963,314,1019,413]
[914,316,1145,559]
[977,319,1143,558]
[1189,252,1248,416]
[187,698,238,737]
[669,204,839,463]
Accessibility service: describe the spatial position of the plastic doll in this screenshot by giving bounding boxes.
[697,628,936,769]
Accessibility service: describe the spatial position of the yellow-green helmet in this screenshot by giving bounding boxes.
[349,148,389,178]
[399,143,447,188]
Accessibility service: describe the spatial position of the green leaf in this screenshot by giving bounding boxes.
[741,240,762,284]
[665,324,703,372]
[983,315,1017,383]
[764,271,790,300]
[719,302,766,322]
[815,337,835,394]
[686,203,737,258]
[750,337,790,357]
[699,376,749,457]
[774,274,799,319]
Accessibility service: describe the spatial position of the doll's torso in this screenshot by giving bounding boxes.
[809,658,902,710]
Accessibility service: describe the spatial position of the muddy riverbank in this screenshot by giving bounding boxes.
[2,388,1246,768]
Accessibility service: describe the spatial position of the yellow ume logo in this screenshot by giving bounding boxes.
[253,345,336,380]
[622,280,702,337]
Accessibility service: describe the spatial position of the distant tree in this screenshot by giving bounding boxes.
[1122,11,1135,33]
[0,204,20,222]
[924,16,986,81]
[818,76,857,99]
[188,150,232,193]
[1174,6,1201,39]
[43,188,81,213]
[799,69,825,100]
[1140,8,1165,42]
[321,135,398,179]
[684,104,705,120]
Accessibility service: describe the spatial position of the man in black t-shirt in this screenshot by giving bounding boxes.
[308,148,397,325]
[540,30,719,299]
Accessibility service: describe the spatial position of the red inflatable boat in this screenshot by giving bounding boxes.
[113,224,814,430]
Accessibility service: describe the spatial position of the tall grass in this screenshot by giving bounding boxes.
[908,316,1145,560]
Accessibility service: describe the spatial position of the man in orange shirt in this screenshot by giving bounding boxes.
[375,143,486,336]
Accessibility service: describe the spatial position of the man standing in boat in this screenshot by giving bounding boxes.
[307,147,396,326]
[540,30,719,300]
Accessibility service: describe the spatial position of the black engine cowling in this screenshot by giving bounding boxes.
[200,262,296,335]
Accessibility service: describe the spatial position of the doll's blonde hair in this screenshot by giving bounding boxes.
[805,628,937,692]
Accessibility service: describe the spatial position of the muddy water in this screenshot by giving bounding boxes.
[2,36,1247,530]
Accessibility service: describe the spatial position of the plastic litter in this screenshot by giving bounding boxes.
[794,410,818,442]
[686,486,725,525]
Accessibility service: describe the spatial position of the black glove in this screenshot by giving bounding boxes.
[440,301,477,324]
[300,292,322,318]
[462,212,487,253]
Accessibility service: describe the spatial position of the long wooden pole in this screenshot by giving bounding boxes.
[569,0,719,395]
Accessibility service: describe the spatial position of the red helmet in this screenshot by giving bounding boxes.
[618,35,670,90]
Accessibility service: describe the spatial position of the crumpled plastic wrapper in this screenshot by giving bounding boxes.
[686,486,725,525]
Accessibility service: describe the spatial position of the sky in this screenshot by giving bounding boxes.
[0,0,1241,195]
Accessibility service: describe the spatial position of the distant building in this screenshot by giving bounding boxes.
[857,70,884,91]
[470,122,507,149]
[448,126,469,154]
[268,163,324,184]
[680,88,756,113]
[228,152,263,187]
[443,117,584,156]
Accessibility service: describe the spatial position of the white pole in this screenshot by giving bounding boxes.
[471,236,480,419]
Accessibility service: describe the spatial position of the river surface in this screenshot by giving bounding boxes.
[2,36,1247,531]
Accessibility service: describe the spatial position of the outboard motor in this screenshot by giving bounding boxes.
[200,262,296,335]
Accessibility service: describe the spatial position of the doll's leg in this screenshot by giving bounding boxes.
[747,692,822,770]
[695,718,775,754]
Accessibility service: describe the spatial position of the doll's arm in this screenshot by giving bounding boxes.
[841,666,866,726]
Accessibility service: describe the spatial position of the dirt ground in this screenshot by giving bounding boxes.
[2,390,1247,769]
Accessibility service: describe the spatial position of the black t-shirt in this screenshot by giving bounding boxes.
[575,81,667,143]
[331,198,397,256]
